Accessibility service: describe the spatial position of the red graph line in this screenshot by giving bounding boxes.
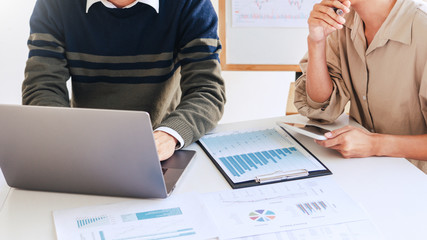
[254,0,270,10]
[288,0,304,10]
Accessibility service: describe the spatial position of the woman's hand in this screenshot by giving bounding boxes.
[308,0,351,42]
[315,125,380,158]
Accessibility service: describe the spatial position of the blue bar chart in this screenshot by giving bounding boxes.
[76,215,109,229]
[121,207,182,222]
[200,128,326,183]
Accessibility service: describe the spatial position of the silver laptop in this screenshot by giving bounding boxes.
[0,104,196,198]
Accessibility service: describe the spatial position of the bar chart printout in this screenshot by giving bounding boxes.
[199,128,327,184]
[53,193,217,240]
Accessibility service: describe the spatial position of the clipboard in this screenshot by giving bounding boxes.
[198,126,332,189]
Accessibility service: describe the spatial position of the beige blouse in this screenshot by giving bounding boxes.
[294,0,427,172]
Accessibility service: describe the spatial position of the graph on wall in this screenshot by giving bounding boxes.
[232,0,321,28]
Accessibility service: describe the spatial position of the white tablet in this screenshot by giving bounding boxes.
[276,122,329,140]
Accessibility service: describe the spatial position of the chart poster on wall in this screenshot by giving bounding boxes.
[232,0,321,28]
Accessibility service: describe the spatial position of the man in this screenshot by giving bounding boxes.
[22,0,226,160]
[294,0,427,172]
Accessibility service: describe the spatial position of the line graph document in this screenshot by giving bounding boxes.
[232,0,321,28]
[199,127,330,186]
[53,193,217,240]
[201,176,381,240]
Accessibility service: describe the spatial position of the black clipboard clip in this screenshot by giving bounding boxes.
[255,169,309,184]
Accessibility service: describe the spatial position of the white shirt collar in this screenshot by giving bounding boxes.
[86,0,159,13]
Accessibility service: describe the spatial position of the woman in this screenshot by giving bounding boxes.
[294,0,427,172]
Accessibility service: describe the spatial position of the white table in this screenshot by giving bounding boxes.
[1,115,426,240]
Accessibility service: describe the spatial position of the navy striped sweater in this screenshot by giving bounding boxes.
[23,0,226,146]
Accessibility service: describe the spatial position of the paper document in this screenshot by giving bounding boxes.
[53,193,217,240]
[199,128,330,186]
[53,177,381,240]
[231,220,381,240]
[201,176,380,240]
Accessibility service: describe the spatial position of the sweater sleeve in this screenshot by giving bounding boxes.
[294,31,350,124]
[158,0,226,147]
[22,0,71,107]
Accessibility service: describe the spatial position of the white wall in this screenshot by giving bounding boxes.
[0,0,37,104]
[220,71,293,123]
[0,0,295,123]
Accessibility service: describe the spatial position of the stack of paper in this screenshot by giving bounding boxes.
[53,177,381,240]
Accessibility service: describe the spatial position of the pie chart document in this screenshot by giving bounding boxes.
[201,176,381,240]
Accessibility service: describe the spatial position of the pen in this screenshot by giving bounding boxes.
[333,7,344,16]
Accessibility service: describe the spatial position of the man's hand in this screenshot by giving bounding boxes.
[314,125,380,158]
[153,131,178,161]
